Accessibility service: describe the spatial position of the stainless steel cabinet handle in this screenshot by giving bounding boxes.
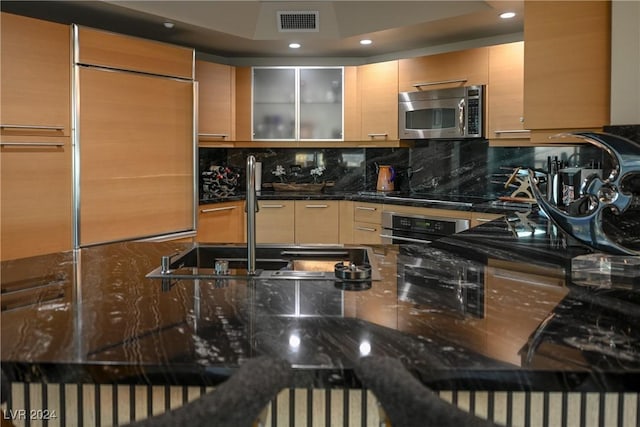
[0,124,65,131]
[379,234,431,244]
[355,226,377,232]
[198,133,229,138]
[355,206,377,211]
[493,129,530,134]
[305,204,328,208]
[200,206,237,213]
[261,204,285,208]
[0,142,65,147]
[412,78,467,88]
[367,133,388,138]
[475,218,494,222]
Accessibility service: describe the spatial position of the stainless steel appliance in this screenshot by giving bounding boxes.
[398,85,485,139]
[381,211,470,244]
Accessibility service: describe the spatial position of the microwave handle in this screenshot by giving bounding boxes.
[458,99,465,136]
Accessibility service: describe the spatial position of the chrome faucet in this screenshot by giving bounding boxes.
[246,155,258,274]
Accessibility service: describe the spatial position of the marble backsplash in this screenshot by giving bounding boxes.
[197,129,640,199]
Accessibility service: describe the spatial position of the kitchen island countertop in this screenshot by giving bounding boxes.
[1,211,638,392]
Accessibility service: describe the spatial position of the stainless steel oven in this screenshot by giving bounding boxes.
[380,211,469,244]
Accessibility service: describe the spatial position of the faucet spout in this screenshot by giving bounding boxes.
[246,155,258,274]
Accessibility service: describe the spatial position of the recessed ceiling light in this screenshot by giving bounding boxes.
[163,21,175,29]
[360,39,373,46]
[500,12,516,19]
[289,42,301,49]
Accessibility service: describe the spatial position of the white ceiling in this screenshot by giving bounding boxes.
[1,0,524,63]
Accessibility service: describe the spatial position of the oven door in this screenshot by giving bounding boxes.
[399,98,465,140]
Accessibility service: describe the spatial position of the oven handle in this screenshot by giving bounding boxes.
[379,234,432,244]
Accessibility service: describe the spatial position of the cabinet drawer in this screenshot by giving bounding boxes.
[353,221,382,245]
[1,13,71,137]
[353,202,382,224]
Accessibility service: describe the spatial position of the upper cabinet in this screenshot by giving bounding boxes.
[252,67,343,141]
[487,42,530,144]
[398,47,489,92]
[196,60,236,143]
[1,13,71,137]
[523,1,611,142]
[357,60,399,142]
[1,13,73,260]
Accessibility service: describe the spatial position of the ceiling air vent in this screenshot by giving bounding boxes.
[277,11,319,32]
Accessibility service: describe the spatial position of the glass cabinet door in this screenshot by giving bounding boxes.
[252,67,343,141]
[253,68,296,140]
[299,68,343,140]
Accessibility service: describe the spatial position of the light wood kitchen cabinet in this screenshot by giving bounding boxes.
[77,28,195,246]
[398,47,489,93]
[353,202,383,244]
[1,13,73,260]
[487,42,530,145]
[76,26,193,79]
[256,200,295,243]
[197,201,245,243]
[1,137,73,260]
[1,13,70,137]
[357,61,399,142]
[196,60,235,143]
[294,200,340,244]
[523,1,610,142]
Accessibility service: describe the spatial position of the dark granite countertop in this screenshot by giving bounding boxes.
[199,191,532,215]
[2,214,639,392]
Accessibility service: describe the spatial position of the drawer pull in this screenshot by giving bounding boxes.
[475,218,494,222]
[355,226,376,232]
[1,124,65,131]
[305,204,328,208]
[367,133,388,138]
[261,204,285,208]
[356,206,377,211]
[412,78,467,88]
[198,133,229,138]
[0,142,65,147]
[201,206,237,213]
[493,129,530,134]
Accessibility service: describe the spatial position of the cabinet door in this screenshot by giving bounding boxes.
[196,60,235,142]
[359,61,398,141]
[471,212,504,228]
[523,1,610,132]
[299,68,343,140]
[256,201,295,243]
[79,67,195,245]
[197,201,244,243]
[294,201,339,244]
[398,47,489,92]
[1,137,72,260]
[0,13,70,137]
[487,42,530,143]
[253,68,296,140]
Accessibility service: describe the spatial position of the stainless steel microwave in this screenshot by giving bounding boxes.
[398,85,485,139]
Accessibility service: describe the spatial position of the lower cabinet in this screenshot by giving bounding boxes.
[353,202,383,244]
[1,137,72,260]
[295,201,340,244]
[197,201,245,243]
[256,200,295,244]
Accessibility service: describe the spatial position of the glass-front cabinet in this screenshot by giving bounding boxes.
[252,67,343,141]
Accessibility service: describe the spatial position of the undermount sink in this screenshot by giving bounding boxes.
[146,244,380,281]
